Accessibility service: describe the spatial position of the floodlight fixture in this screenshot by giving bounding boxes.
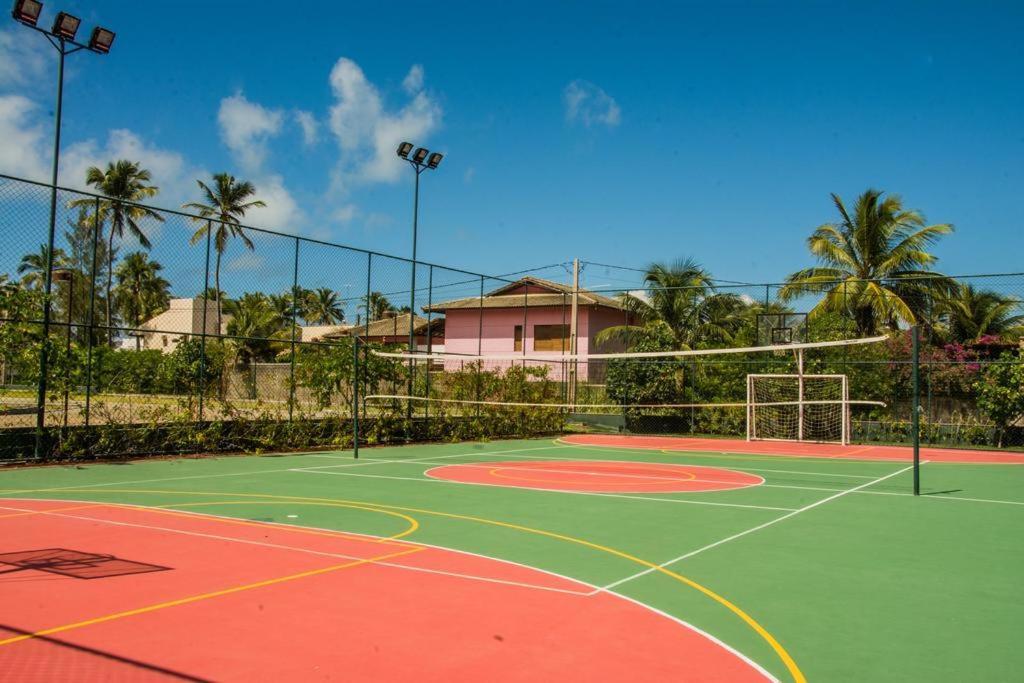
[412,147,429,164]
[51,10,79,40]
[426,152,443,169]
[88,26,115,53]
[11,0,42,26]
[396,141,413,159]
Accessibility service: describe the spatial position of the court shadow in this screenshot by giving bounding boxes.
[922,489,964,496]
[0,622,211,682]
[0,548,171,580]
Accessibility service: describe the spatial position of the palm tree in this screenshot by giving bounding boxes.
[18,244,68,289]
[68,160,163,341]
[597,259,747,350]
[183,173,266,335]
[361,291,396,321]
[779,189,954,335]
[939,284,1024,342]
[305,288,345,325]
[224,293,289,366]
[113,251,171,333]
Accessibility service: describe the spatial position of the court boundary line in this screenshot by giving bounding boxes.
[0,500,591,597]
[2,488,802,682]
[0,495,778,682]
[421,459,766,492]
[291,468,796,512]
[602,462,922,592]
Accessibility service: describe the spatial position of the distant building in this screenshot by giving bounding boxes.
[322,312,443,351]
[134,297,221,353]
[425,276,634,380]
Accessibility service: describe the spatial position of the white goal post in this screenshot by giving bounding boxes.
[747,373,851,444]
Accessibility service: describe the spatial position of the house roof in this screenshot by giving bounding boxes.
[424,276,625,312]
[322,313,441,339]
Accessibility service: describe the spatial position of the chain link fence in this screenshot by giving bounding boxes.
[2,174,1021,460]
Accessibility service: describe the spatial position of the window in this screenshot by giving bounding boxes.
[513,325,523,351]
[533,324,569,352]
[161,335,168,347]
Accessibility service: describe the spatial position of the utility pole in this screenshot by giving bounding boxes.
[568,258,580,407]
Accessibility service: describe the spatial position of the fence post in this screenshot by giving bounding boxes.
[198,221,212,423]
[352,336,360,459]
[83,196,101,428]
[911,324,921,495]
[476,275,484,417]
[289,237,300,421]
[425,265,433,427]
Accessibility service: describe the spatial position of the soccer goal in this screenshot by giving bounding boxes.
[747,373,850,444]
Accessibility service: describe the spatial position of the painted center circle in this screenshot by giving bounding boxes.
[426,460,763,493]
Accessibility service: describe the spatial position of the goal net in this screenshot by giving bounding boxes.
[747,373,850,444]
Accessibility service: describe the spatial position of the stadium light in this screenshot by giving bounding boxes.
[10,3,115,457]
[11,0,42,26]
[397,141,446,417]
[50,10,79,39]
[88,26,115,53]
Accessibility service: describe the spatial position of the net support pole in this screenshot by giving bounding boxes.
[352,336,360,459]
[911,325,920,495]
[797,348,805,441]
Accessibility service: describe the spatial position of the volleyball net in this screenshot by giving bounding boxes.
[362,335,888,445]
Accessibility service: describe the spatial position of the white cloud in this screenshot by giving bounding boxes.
[328,57,442,187]
[0,94,48,180]
[332,204,358,224]
[564,80,621,128]
[225,252,266,273]
[402,64,424,94]
[244,174,302,231]
[295,110,318,146]
[217,92,284,172]
[0,28,48,88]
[61,129,206,210]
[463,166,476,184]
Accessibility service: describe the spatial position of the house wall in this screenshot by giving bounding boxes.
[441,305,627,382]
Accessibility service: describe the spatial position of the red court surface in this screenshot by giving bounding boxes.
[561,434,1024,464]
[426,459,763,493]
[0,498,769,682]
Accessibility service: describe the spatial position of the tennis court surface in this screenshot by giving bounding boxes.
[1,436,1022,681]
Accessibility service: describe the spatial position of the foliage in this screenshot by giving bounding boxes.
[114,251,171,329]
[605,323,683,405]
[295,340,402,409]
[974,351,1024,447]
[938,284,1024,343]
[780,189,954,335]
[68,160,164,339]
[183,173,267,334]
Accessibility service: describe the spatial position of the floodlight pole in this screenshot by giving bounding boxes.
[400,147,442,420]
[14,13,111,459]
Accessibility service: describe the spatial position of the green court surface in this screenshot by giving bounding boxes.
[1,438,1021,681]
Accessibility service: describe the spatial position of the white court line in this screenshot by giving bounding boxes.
[0,443,567,493]
[600,462,923,592]
[291,468,796,512]
[0,495,779,679]
[430,449,883,481]
[417,459,764,487]
[0,501,590,597]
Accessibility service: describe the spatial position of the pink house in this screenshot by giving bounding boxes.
[425,277,634,382]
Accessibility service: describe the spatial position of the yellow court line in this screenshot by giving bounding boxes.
[30,487,805,683]
[0,503,104,520]
[487,467,696,486]
[155,501,420,545]
[0,545,423,648]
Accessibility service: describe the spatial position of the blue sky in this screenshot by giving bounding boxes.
[2,0,1022,291]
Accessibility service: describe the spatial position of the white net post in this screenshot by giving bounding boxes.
[796,348,805,442]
